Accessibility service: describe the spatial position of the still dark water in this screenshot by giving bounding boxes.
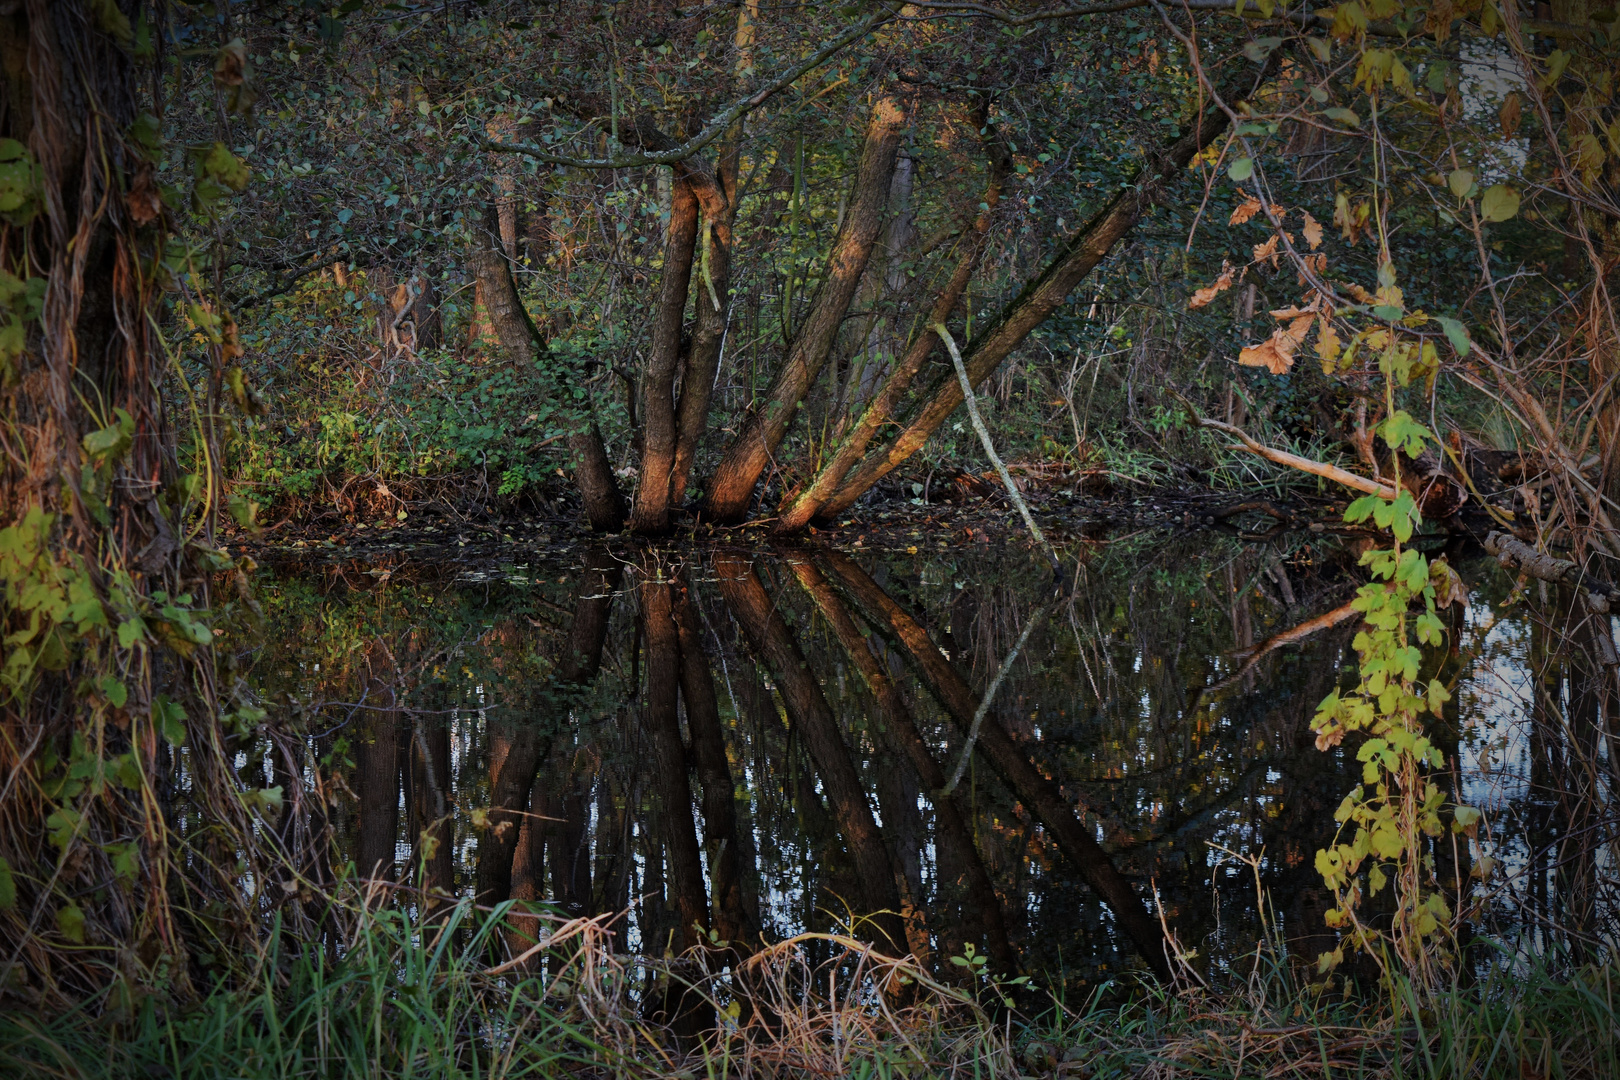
[235,529,1614,989]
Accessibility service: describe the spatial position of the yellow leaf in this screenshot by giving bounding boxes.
[1315,318,1342,367]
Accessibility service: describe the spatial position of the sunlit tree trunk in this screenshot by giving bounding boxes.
[703,93,910,522]
[778,121,1010,531]
[629,180,701,534]
[818,103,1232,520]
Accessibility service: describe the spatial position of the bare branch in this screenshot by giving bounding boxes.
[479,6,899,170]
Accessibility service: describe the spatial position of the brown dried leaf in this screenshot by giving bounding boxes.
[1239,338,1294,374]
[1499,92,1522,138]
[1229,196,1263,225]
[1315,318,1342,365]
[1342,281,1375,304]
[1302,211,1324,250]
[1189,262,1236,309]
[1252,235,1280,266]
[1239,313,1315,375]
[126,164,163,226]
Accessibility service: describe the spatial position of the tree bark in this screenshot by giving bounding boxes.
[713,553,908,955]
[470,203,544,364]
[819,552,1173,981]
[670,175,737,510]
[703,94,910,522]
[629,178,701,534]
[818,102,1231,519]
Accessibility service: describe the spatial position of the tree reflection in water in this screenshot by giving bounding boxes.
[237,533,1610,991]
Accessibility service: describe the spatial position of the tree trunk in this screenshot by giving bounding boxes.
[819,552,1173,981]
[702,94,910,522]
[570,425,627,531]
[629,178,701,534]
[778,123,1010,531]
[713,553,908,955]
[819,102,1231,519]
[471,199,625,530]
[670,177,737,509]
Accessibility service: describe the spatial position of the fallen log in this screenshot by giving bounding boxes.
[1483,531,1620,613]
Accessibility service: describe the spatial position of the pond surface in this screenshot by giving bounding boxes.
[236,527,1614,989]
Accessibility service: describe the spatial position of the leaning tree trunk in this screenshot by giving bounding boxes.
[817,95,1234,520]
[776,117,1011,532]
[0,2,271,1007]
[701,93,910,523]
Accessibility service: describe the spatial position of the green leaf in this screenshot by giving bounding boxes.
[1480,185,1519,222]
[201,142,251,192]
[56,902,85,944]
[0,857,14,910]
[97,675,127,707]
[1447,169,1475,198]
[1228,157,1254,181]
[1434,316,1471,355]
[1345,494,1382,524]
[1323,107,1360,128]
[153,696,186,747]
[0,139,43,223]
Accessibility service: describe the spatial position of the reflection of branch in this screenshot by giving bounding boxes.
[1192,598,1361,710]
[940,600,1049,795]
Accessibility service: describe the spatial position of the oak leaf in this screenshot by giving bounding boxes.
[1252,234,1280,266]
[1229,196,1262,225]
[1302,211,1323,249]
[1238,314,1315,374]
[1188,261,1236,308]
